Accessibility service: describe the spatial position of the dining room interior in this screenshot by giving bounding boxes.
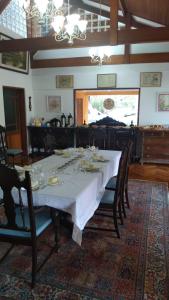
[0,0,169,299]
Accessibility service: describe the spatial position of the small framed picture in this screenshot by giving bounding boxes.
[56,75,74,88]
[97,73,116,88]
[140,72,162,87]
[46,96,61,113]
[157,93,169,111]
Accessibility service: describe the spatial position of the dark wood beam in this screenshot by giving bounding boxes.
[0,0,11,14]
[118,27,169,45]
[1,27,169,52]
[109,0,118,44]
[124,12,131,63]
[31,52,169,68]
[0,31,110,52]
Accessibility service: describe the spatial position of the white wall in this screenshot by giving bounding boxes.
[32,63,169,126]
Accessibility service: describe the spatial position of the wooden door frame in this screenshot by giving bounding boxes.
[3,86,28,155]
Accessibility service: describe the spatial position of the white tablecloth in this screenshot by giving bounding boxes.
[0,149,121,245]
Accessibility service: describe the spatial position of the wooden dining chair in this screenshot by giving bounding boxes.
[105,140,133,213]
[0,125,23,166]
[86,147,128,238]
[0,165,59,288]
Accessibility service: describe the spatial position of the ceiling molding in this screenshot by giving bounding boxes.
[31,52,169,68]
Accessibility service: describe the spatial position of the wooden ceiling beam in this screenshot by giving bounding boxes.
[1,27,169,52]
[109,0,118,44]
[0,0,11,14]
[118,27,169,45]
[31,52,169,68]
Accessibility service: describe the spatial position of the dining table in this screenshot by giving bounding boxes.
[1,148,122,245]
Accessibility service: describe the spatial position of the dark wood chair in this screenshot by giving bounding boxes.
[86,147,128,238]
[105,140,133,213]
[0,125,23,166]
[0,165,59,288]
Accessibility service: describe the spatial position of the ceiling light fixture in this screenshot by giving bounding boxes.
[51,0,88,44]
[23,0,88,44]
[89,0,111,65]
[23,0,64,20]
[89,46,112,66]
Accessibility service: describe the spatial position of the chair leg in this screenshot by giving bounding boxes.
[121,192,127,218]
[0,244,14,264]
[31,244,37,288]
[118,202,123,225]
[125,185,130,209]
[113,208,120,238]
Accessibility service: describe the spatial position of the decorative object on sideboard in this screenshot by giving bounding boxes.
[97,74,117,88]
[46,96,61,113]
[61,113,66,127]
[67,113,73,127]
[157,93,169,112]
[140,72,162,87]
[28,96,32,111]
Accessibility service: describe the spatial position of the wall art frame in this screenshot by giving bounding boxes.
[97,73,117,88]
[0,33,29,74]
[157,93,169,112]
[46,96,61,113]
[140,72,162,87]
[56,75,74,88]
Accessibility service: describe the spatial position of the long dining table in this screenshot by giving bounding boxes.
[2,148,122,245]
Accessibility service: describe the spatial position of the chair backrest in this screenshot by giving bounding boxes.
[114,146,128,205]
[124,140,133,184]
[0,165,36,238]
[0,125,8,164]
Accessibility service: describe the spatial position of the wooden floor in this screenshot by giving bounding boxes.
[129,163,169,187]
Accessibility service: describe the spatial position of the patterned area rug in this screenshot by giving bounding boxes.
[0,179,169,300]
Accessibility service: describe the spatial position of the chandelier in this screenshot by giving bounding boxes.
[89,47,112,66]
[23,0,88,44]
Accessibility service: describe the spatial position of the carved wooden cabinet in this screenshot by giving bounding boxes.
[28,126,140,161]
[140,129,169,164]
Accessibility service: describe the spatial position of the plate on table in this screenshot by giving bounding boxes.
[54,149,64,155]
[31,181,39,191]
[92,156,109,162]
[83,164,100,172]
[48,177,61,186]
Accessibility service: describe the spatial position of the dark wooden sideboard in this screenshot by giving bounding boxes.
[28,126,140,161]
[140,128,169,164]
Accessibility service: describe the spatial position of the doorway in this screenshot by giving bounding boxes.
[3,86,27,155]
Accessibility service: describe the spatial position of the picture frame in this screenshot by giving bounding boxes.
[46,96,61,113]
[140,72,162,87]
[56,75,74,88]
[97,73,117,88]
[0,33,29,74]
[157,93,169,112]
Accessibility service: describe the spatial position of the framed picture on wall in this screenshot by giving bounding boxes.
[157,93,169,111]
[46,96,61,113]
[97,73,117,88]
[140,72,162,87]
[0,33,29,74]
[56,75,74,88]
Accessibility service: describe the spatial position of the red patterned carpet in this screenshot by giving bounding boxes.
[0,179,168,300]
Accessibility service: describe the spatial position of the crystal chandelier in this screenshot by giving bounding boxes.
[23,0,64,20]
[51,0,88,44]
[23,0,88,44]
[89,47,112,66]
